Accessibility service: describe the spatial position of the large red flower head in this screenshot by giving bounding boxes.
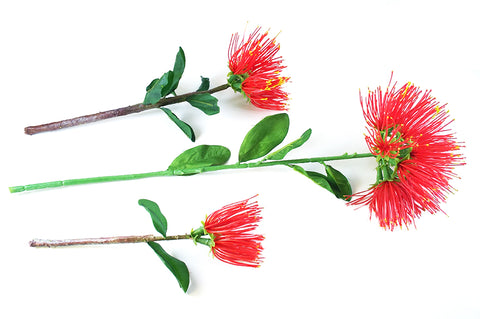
[350,77,464,230]
[227,27,289,110]
[192,196,264,267]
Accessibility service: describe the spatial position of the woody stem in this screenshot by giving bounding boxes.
[29,234,192,247]
[24,83,231,135]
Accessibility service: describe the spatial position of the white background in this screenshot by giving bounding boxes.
[1,1,479,318]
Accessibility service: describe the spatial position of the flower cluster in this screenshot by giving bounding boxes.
[193,196,264,267]
[350,78,464,230]
[228,27,289,110]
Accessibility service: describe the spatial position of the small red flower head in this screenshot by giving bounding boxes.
[350,76,464,230]
[192,196,264,267]
[227,27,289,110]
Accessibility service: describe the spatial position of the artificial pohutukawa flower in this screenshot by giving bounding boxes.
[11,77,464,230]
[29,196,264,292]
[227,27,289,110]
[191,196,264,267]
[348,78,464,230]
[24,27,289,141]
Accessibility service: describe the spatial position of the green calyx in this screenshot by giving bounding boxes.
[190,226,214,247]
[374,146,413,184]
[227,72,249,93]
[374,127,414,185]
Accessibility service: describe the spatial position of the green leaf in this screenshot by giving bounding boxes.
[238,113,290,162]
[146,78,160,92]
[160,71,175,97]
[325,164,353,201]
[197,76,210,91]
[161,108,195,142]
[291,165,336,195]
[165,47,185,95]
[169,145,231,171]
[264,128,312,161]
[138,199,167,237]
[147,242,190,293]
[186,93,219,115]
[143,71,173,105]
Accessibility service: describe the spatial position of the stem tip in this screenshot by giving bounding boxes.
[9,186,25,193]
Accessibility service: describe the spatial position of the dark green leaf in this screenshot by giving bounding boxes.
[238,113,290,162]
[325,164,353,201]
[160,71,175,97]
[264,128,312,161]
[197,76,210,91]
[144,71,173,105]
[169,145,231,171]
[291,165,336,195]
[147,242,190,293]
[161,108,195,142]
[186,93,219,115]
[138,199,167,237]
[165,47,186,95]
[146,78,160,92]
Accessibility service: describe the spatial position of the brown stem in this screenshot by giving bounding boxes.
[24,83,231,135]
[29,234,192,247]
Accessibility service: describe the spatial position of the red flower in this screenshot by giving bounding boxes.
[227,27,289,110]
[201,196,264,267]
[350,77,464,230]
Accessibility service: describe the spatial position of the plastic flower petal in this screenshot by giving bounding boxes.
[227,27,289,110]
[350,77,464,230]
[196,196,264,267]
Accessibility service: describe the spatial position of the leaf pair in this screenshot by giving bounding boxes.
[161,90,219,142]
[238,113,312,163]
[143,48,220,142]
[292,164,352,201]
[138,199,190,293]
[186,77,219,115]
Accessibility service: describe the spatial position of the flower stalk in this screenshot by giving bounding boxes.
[24,84,230,135]
[29,234,192,247]
[9,152,375,193]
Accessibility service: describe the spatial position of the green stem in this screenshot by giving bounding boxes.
[24,83,231,135]
[9,152,375,193]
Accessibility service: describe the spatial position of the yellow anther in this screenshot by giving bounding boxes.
[402,82,412,97]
